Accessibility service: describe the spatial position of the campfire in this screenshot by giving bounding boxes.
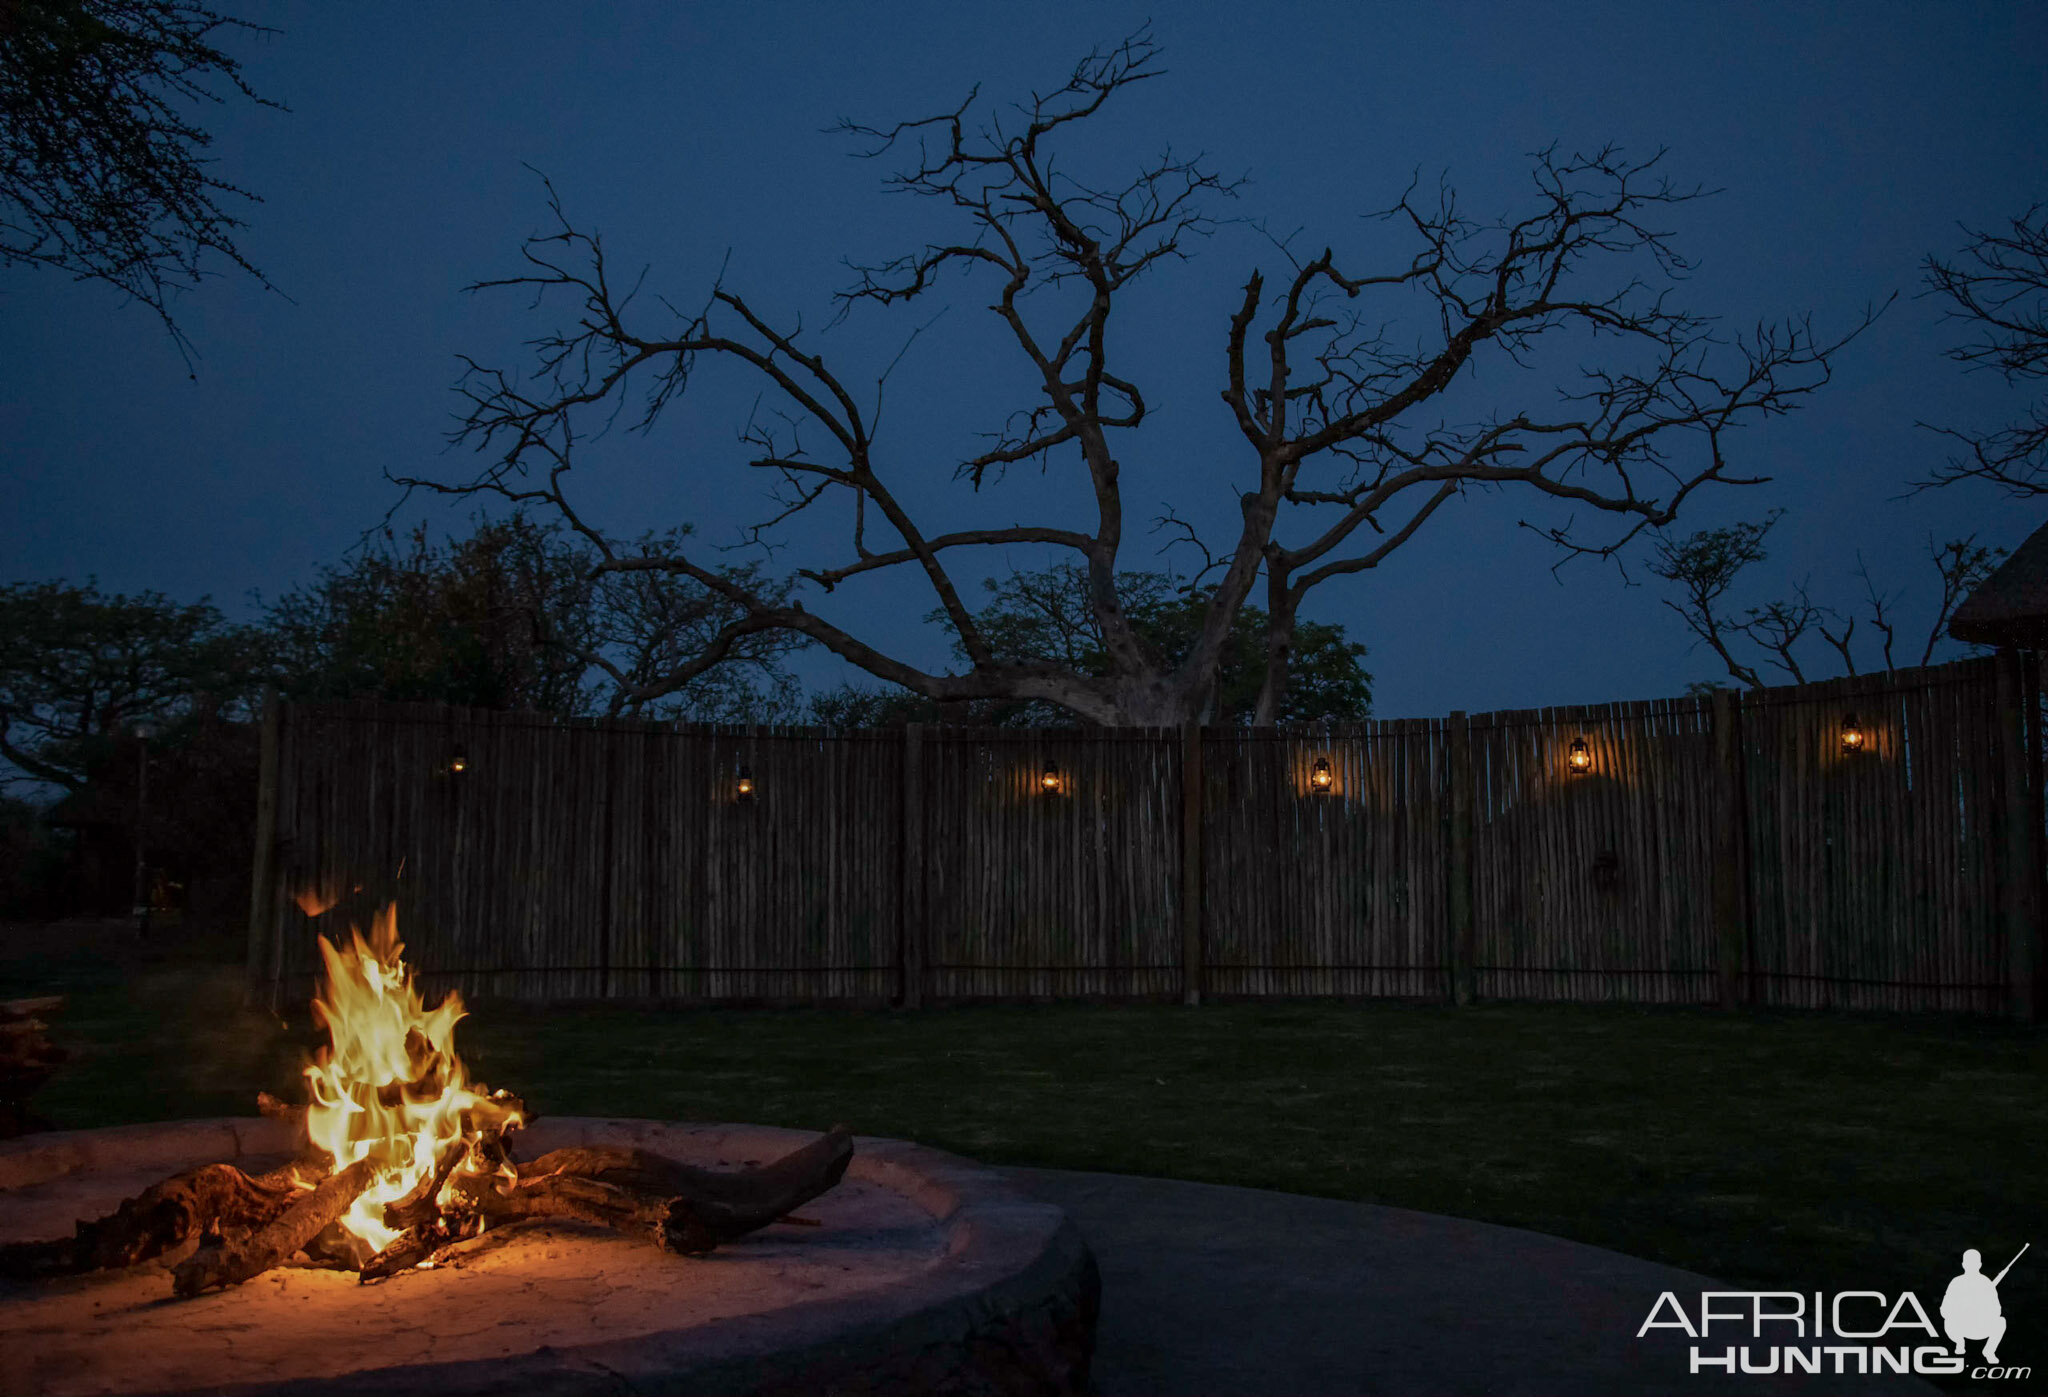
[1,905,853,1295]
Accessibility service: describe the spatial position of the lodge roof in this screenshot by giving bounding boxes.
[1949,515,2048,648]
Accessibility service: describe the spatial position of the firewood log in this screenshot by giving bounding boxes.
[511,1126,855,1254]
[0,1158,326,1280]
[254,1091,303,1128]
[358,1213,476,1282]
[381,1137,469,1232]
[172,1159,373,1298]
[472,1173,670,1237]
[303,1219,376,1271]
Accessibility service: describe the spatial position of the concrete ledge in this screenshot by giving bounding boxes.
[0,1116,296,1191]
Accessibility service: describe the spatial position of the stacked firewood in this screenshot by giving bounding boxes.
[0,1098,854,1297]
[0,996,66,1139]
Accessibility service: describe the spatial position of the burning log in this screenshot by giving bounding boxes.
[301,1219,377,1271]
[380,1135,471,1233]
[0,1157,324,1280]
[359,1215,473,1281]
[255,1090,303,1128]
[172,1159,374,1298]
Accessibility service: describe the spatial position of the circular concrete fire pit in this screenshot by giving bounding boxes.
[0,1117,1097,1396]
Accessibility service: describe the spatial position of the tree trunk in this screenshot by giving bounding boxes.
[1252,570,1298,727]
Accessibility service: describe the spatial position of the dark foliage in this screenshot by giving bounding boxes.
[0,577,261,793]
[260,513,805,720]
[813,565,1370,726]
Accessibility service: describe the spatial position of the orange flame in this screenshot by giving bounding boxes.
[303,905,518,1250]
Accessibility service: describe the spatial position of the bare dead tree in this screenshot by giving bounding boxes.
[1653,516,2003,687]
[1919,202,2048,495]
[1853,553,1899,673]
[1738,591,1825,684]
[1648,517,1774,688]
[412,32,1871,727]
[1814,589,1858,677]
[1919,536,2005,664]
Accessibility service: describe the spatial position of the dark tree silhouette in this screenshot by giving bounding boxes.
[0,0,279,354]
[0,578,258,792]
[1920,202,2048,496]
[1650,515,2003,688]
[262,515,804,720]
[421,32,1870,727]
[813,564,1371,727]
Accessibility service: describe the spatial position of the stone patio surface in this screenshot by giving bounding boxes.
[1002,1168,1940,1397]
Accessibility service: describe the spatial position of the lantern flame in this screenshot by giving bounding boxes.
[303,904,519,1250]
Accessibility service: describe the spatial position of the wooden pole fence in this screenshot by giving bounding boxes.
[247,659,2027,1018]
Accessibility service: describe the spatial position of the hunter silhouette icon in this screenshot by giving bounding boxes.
[1942,1244,2026,1364]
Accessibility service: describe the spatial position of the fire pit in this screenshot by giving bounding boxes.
[0,906,1096,1394]
[1,1116,1097,1395]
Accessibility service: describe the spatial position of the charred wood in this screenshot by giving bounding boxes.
[172,1159,373,1298]
[513,1126,854,1253]
[0,1158,324,1280]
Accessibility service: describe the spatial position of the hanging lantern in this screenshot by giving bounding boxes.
[1309,756,1335,794]
[1567,738,1592,776]
[1840,714,1865,755]
[449,745,468,775]
[1040,761,1062,794]
[736,765,755,801]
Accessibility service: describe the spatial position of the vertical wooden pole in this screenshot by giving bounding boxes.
[245,687,280,1006]
[899,723,926,1009]
[1995,650,2039,1022]
[1181,722,1205,1007]
[1448,711,1475,1005]
[2030,650,2046,1013]
[1711,688,1752,1008]
[599,731,616,1001]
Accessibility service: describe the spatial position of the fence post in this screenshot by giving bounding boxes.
[1995,650,2040,1023]
[899,723,926,1009]
[2031,650,2046,1013]
[244,687,280,1005]
[1181,722,1205,1006]
[1447,711,1475,1005]
[1710,688,1752,1008]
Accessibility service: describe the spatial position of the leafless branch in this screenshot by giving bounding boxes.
[414,39,1867,726]
[1916,202,2048,495]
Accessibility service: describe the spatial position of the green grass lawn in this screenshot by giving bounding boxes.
[6,919,2043,1344]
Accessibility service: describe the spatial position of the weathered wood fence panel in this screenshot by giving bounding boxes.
[1741,662,2008,1013]
[1467,698,1721,1005]
[1199,722,1451,999]
[252,657,2039,1016]
[922,727,1181,999]
[265,707,901,1005]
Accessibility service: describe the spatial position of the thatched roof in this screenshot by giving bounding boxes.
[1949,516,2048,648]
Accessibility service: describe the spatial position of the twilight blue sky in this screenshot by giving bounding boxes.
[4,2,2044,718]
